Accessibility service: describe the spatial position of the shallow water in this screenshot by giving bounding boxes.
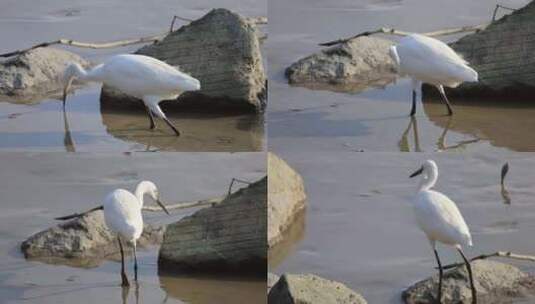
[271,151,535,303]
[0,0,266,152]
[0,152,266,304]
[0,86,264,152]
[268,0,533,153]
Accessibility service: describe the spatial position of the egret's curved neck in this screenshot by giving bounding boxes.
[66,63,88,80]
[66,63,104,82]
[134,183,148,209]
[419,168,438,192]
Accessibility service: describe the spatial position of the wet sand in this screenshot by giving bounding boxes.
[0,152,266,304]
[268,0,533,153]
[271,151,535,303]
[0,0,266,152]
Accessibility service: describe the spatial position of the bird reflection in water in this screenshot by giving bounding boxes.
[62,108,76,152]
[121,282,140,304]
[399,116,421,152]
[399,115,481,152]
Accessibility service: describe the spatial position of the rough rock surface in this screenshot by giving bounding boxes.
[21,210,164,266]
[424,1,535,97]
[403,260,535,304]
[268,273,368,304]
[101,8,266,113]
[158,176,267,272]
[0,47,89,98]
[285,36,396,93]
[268,153,307,247]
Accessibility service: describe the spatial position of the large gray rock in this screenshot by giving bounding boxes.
[21,210,164,267]
[101,8,266,113]
[403,260,535,304]
[285,36,396,93]
[0,47,89,99]
[158,176,267,272]
[268,153,307,248]
[425,1,535,97]
[268,273,368,304]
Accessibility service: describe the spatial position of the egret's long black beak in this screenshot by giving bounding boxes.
[409,166,424,178]
[156,199,170,215]
[63,76,74,109]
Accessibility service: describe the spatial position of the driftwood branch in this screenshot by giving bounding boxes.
[1,12,268,58]
[0,34,166,58]
[54,176,254,219]
[440,251,535,270]
[247,16,268,25]
[319,24,488,47]
[142,196,224,212]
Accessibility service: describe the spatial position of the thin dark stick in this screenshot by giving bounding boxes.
[0,35,165,58]
[441,251,535,270]
[227,178,252,196]
[319,24,488,47]
[492,4,517,22]
[54,205,103,220]
[169,15,194,33]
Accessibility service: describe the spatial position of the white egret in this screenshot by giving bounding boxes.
[409,160,476,304]
[390,34,478,116]
[63,54,201,136]
[55,180,170,287]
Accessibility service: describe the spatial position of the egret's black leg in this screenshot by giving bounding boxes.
[145,106,156,130]
[458,248,477,304]
[437,85,454,116]
[118,237,130,287]
[133,244,138,281]
[434,249,443,304]
[410,90,417,116]
[162,117,180,136]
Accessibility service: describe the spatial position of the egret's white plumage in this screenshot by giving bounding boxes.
[103,189,144,243]
[390,34,478,116]
[63,54,201,136]
[101,180,169,286]
[410,160,477,303]
[412,160,472,248]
